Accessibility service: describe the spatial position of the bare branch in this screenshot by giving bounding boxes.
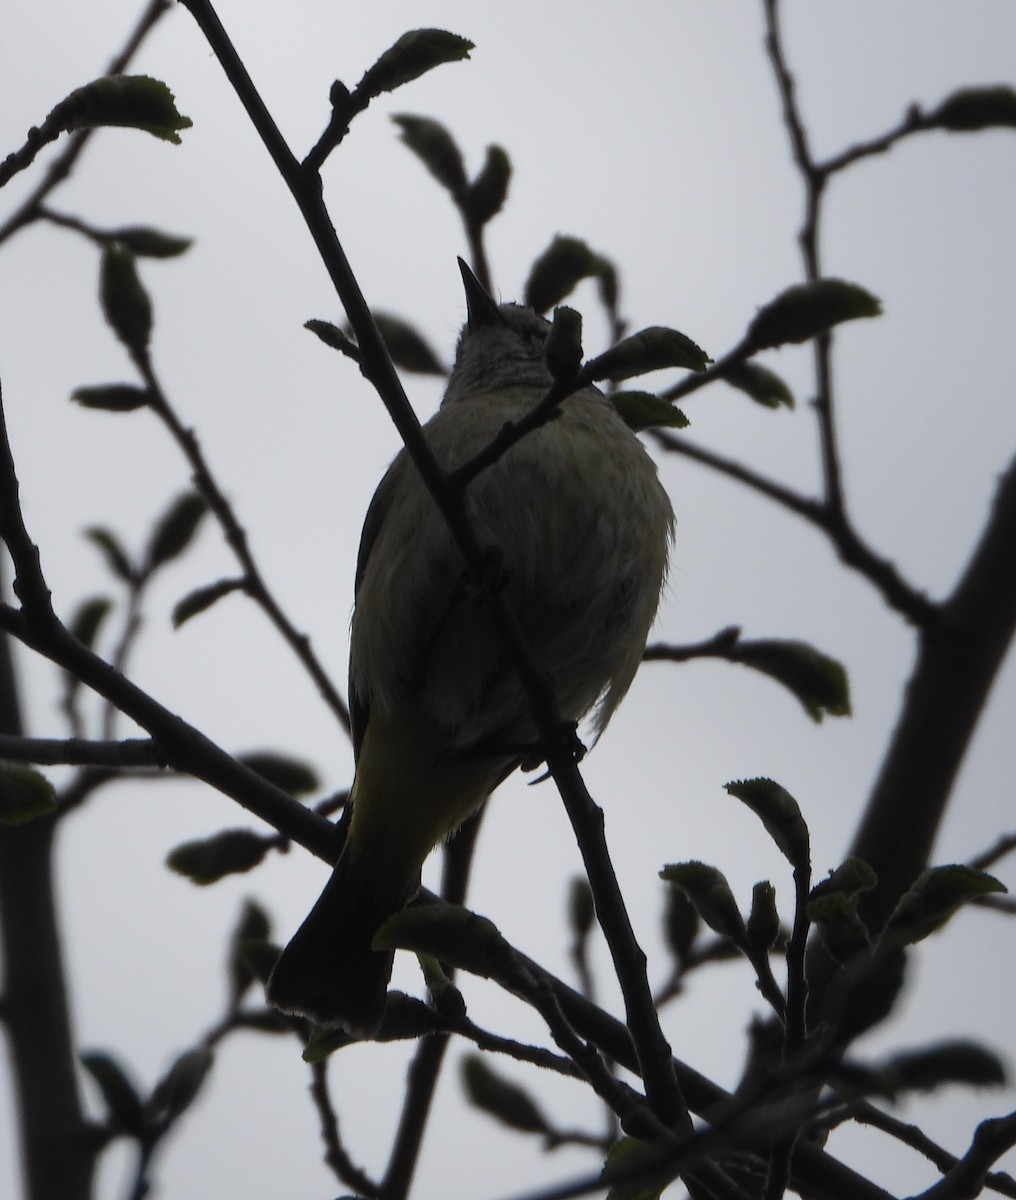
[0,734,161,768]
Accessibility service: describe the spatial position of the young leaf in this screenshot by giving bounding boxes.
[243,944,285,997]
[467,144,512,225]
[883,865,1006,948]
[747,279,881,349]
[105,226,193,258]
[724,360,794,409]
[659,861,746,944]
[71,383,151,412]
[59,75,192,143]
[746,881,781,954]
[662,883,700,963]
[172,578,245,629]
[84,526,135,583]
[0,762,57,826]
[582,326,710,383]
[604,1136,670,1200]
[357,30,473,102]
[373,313,448,374]
[732,638,851,722]
[374,904,504,978]
[880,1040,1007,1094]
[144,492,208,571]
[304,319,359,358]
[544,305,584,383]
[68,596,113,650]
[100,244,152,354]
[811,857,878,904]
[611,391,690,433]
[568,875,595,938]
[80,1051,145,1136]
[725,778,811,871]
[808,891,871,964]
[461,1055,550,1136]
[147,1048,213,1123]
[166,829,268,885]
[302,994,443,1061]
[227,899,272,1004]
[927,85,1016,132]
[392,114,468,198]
[524,236,614,315]
[238,752,319,797]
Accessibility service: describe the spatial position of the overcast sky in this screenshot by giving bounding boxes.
[2,3,1016,1198]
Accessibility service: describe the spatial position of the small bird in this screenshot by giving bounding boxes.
[266,261,674,1034]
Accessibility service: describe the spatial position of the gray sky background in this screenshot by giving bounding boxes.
[2,3,1015,1197]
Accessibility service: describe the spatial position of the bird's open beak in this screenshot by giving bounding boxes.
[458,257,503,332]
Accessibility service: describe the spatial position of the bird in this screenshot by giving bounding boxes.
[266,260,675,1035]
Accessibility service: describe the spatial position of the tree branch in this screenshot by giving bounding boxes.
[0,0,172,244]
[0,733,161,767]
[847,454,1016,935]
[128,347,351,733]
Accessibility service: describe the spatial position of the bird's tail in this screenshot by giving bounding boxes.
[266,846,417,1036]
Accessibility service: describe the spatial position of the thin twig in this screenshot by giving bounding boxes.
[0,0,172,243]
[0,383,337,861]
[823,1099,1016,1200]
[0,733,161,767]
[126,347,351,732]
[380,814,484,1200]
[309,1060,379,1197]
[652,430,937,626]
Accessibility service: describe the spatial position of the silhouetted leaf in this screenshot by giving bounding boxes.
[358,30,473,102]
[71,383,151,412]
[662,885,699,964]
[468,144,511,224]
[725,778,811,871]
[461,1055,550,1135]
[748,279,881,349]
[880,1040,1008,1093]
[373,313,447,374]
[544,305,583,383]
[746,881,781,954]
[227,899,272,1004]
[106,226,193,258]
[172,578,244,629]
[148,1048,213,1123]
[238,752,319,797]
[583,327,710,382]
[884,865,1006,948]
[145,492,208,571]
[524,235,615,314]
[100,244,152,354]
[659,861,745,944]
[928,85,1016,132]
[68,596,113,649]
[166,829,268,885]
[0,762,56,825]
[81,1051,145,1136]
[304,319,358,357]
[611,390,690,433]
[59,75,192,143]
[392,114,467,197]
[733,638,851,722]
[724,360,794,409]
[808,891,871,963]
[568,875,595,938]
[84,527,134,583]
